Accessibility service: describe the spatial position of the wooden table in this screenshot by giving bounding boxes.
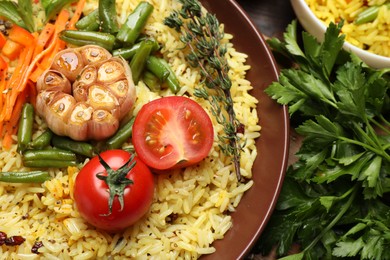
[237,0,296,39]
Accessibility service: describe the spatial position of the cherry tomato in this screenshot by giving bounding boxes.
[132,96,214,170]
[73,150,154,231]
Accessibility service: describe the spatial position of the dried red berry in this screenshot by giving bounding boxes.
[31,241,44,254]
[5,235,25,246]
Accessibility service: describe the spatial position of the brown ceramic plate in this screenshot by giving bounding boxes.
[199,0,290,258]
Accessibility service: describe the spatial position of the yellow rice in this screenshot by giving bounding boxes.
[0,0,260,259]
[305,0,390,57]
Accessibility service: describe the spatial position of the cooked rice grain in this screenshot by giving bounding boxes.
[0,0,261,258]
[306,0,390,57]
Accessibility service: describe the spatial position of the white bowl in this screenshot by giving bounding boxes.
[291,0,390,69]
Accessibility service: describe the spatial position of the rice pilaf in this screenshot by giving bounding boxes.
[305,0,390,57]
[0,0,260,258]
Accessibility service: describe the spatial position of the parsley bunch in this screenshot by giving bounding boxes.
[256,20,390,259]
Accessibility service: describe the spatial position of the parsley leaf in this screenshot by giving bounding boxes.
[254,20,390,260]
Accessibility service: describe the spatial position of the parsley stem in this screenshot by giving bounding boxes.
[303,184,358,253]
[378,114,390,129]
[370,117,390,135]
[338,136,390,162]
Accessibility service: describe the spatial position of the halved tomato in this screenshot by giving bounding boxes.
[132,96,214,171]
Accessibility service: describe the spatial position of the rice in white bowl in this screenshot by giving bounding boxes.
[0,0,260,258]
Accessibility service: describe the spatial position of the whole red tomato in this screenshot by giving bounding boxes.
[132,96,214,171]
[74,150,154,231]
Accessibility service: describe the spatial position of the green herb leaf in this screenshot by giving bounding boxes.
[257,18,390,260]
[0,1,27,30]
[18,0,35,32]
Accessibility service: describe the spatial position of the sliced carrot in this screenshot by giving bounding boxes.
[54,9,70,49]
[0,55,7,71]
[0,32,6,49]
[68,0,87,30]
[2,90,27,149]
[29,10,70,82]
[55,9,71,33]
[1,8,73,148]
[2,131,13,149]
[7,91,27,132]
[0,57,7,127]
[8,25,35,47]
[33,23,55,58]
[1,39,23,61]
[1,40,35,122]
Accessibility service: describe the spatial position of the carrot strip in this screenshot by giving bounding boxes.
[0,32,6,48]
[29,9,70,82]
[68,0,87,30]
[6,46,34,118]
[33,23,55,58]
[8,25,35,47]
[1,39,23,61]
[55,9,71,33]
[2,132,13,149]
[2,90,27,149]
[0,48,27,121]
[0,60,7,124]
[8,91,27,130]
[1,9,72,148]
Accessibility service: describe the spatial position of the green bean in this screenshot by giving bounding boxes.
[106,117,135,150]
[52,135,95,158]
[143,70,161,92]
[0,1,27,30]
[146,56,180,93]
[0,171,50,183]
[116,1,154,45]
[99,0,119,33]
[23,160,77,168]
[30,129,53,149]
[145,56,170,82]
[160,58,181,94]
[130,40,154,84]
[76,9,100,31]
[355,3,390,25]
[17,103,34,152]
[112,39,160,60]
[23,149,77,161]
[59,30,116,51]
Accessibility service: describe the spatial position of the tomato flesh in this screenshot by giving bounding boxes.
[132,96,214,170]
[74,150,154,231]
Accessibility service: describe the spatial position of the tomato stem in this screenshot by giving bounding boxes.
[96,153,135,215]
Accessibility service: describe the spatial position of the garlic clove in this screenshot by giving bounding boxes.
[106,79,136,119]
[97,58,126,83]
[36,90,59,117]
[88,109,119,140]
[73,83,89,102]
[45,93,76,136]
[79,45,112,64]
[52,49,84,82]
[87,84,119,116]
[67,102,94,141]
[75,65,98,86]
[37,70,71,93]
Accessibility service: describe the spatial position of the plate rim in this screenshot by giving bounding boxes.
[199,0,290,258]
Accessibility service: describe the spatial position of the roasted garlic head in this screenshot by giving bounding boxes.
[36,45,136,141]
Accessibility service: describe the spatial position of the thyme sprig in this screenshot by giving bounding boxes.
[164,0,244,181]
